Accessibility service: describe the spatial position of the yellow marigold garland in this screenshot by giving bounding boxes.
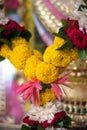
[36,62,63,84]
[40,88,56,106]
[24,55,42,80]
[11,37,30,49]
[53,36,65,48]
[43,45,73,67]
[0,44,12,58]
[31,49,43,60]
[9,44,32,69]
[43,45,53,64]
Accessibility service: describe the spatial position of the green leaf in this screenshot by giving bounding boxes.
[78,4,87,11]
[55,121,63,128]
[54,116,72,129]
[21,124,37,130]
[61,19,70,28]
[53,19,73,51]
[64,116,72,122]
[56,41,73,50]
[78,0,87,11]
[83,0,87,4]
[20,30,32,41]
[9,29,21,39]
[63,116,72,129]
[57,27,67,39]
[78,49,87,60]
[61,19,67,26]
[37,125,44,130]
[0,27,5,32]
[41,82,51,91]
[53,25,68,40]
[0,38,12,48]
[21,125,31,130]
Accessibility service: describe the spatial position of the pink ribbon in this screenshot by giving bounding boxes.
[17,79,42,105]
[51,74,69,100]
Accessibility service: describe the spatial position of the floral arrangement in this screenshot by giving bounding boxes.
[0,0,87,130]
[54,0,87,60]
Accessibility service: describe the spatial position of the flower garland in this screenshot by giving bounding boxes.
[0,0,87,130]
[54,0,87,60]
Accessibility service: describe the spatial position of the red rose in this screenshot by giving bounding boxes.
[41,120,49,128]
[5,20,25,31]
[66,18,87,49]
[41,111,66,128]
[0,19,25,36]
[49,111,66,126]
[66,18,79,28]
[23,116,39,126]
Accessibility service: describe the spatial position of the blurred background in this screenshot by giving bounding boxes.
[0,0,48,129]
[0,0,87,130]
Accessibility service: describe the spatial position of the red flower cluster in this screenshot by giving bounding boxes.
[41,111,66,128]
[66,18,87,50]
[0,19,25,36]
[23,116,39,126]
[23,111,66,129]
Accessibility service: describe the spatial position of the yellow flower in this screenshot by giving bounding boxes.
[43,45,72,67]
[53,36,65,49]
[36,62,61,84]
[0,44,11,58]
[24,55,42,80]
[11,37,30,49]
[40,88,56,106]
[9,44,32,69]
[43,45,53,64]
[32,49,43,60]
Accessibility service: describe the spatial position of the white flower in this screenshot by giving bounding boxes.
[0,12,9,25]
[26,101,63,123]
[70,0,87,32]
[27,104,43,121]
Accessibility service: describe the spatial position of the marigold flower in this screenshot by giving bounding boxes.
[0,44,11,58]
[53,36,65,48]
[24,55,42,80]
[32,49,43,60]
[36,62,61,84]
[11,37,30,49]
[43,45,73,67]
[40,88,56,106]
[9,44,32,69]
[43,45,53,64]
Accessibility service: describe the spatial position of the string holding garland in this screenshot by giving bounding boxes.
[0,0,87,130]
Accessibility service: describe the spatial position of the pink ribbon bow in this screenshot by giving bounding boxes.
[17,79,42,105]
[51,74,69,100]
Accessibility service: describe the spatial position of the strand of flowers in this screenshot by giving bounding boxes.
[25,101,63,123]
[0,2,83,129]
[22,101,67,129]
[0,19,78,104]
